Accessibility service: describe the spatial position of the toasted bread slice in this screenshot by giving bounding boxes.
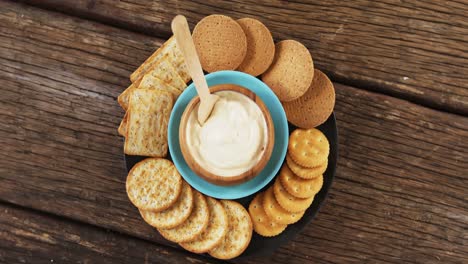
[131,36,190,83]
[117,112,128,137]
[118,54,186,110]
[138,74,182,100]
[124,89,173,157]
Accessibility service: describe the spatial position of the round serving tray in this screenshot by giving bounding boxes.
[124,113,337,258]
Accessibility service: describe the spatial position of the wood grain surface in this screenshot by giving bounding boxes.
[21,0,468,115]
[1,2,467,263]
[0,202,220,264]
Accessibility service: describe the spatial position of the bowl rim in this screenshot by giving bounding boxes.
[168,70,289,199]
[178,84,275,186]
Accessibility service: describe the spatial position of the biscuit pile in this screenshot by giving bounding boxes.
[249,128,329,237]
[117,37,191,157]
[126,158,252,260]
[192,14,335,129]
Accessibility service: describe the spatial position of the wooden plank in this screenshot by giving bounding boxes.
[21,0,468,115]
[0,202,219,264]
[1,2,467,263]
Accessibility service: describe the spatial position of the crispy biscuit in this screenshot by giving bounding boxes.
[283,69,335,128]
[126,158,182,211]
[263,187,305,225]
[117,79,142,110]
[248,192,287,237]
[118,112,128,137]
[138,74,182,100]
[118,54,186,110]
[262,40,314,102]
[180,197,228,253]
[209,200,252,260]
[130,36,190,83]
[193,15,247,73]
[286,154,327,179]
[273,178,314,213]
[279,164,323,198]
[124,89,173,157]
[288,128,329,168]
[158,191,209,243]
[236,18,275,76]
[139,181,193,229]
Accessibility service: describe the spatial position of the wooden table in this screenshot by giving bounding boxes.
[1,1,467,263]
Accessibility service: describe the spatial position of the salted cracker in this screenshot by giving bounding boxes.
[126,158,182,211]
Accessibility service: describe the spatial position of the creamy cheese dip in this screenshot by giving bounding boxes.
[186,90,268,177]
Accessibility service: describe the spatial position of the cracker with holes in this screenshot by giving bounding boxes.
[126,158,182,211]
[279,164,323,198]
[288,128,329,168]
[263,187,304,225]
[158,191,209,243]
[180,197,228,253]
[286,154,327,179]
[209,200,252,259]
[248,192,287,237]
[273,178,314,213]
[139,181,193,229]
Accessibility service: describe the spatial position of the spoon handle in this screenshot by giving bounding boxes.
[171,15,210,100]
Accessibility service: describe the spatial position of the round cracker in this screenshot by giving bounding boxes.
[193,15,247,73]
[273,178,314,213]
[180,197,228,254]
[279,164,323,198]
[262,40,314,102]
[126,158,182,212]
[248,192,287,237]
[286,154,327,179]
[158,191,209,243]
[236,18,275,76]
[288,128,329,168]
[209,200,252,260]
[283,69,335,128]
[139,181,193,229]
[263,187,305,225]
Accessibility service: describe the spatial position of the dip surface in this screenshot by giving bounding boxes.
[186,90,268,177]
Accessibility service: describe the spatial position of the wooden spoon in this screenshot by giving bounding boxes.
[171,15,219,125]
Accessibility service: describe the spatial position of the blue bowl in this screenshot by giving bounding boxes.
[168,71,288,199]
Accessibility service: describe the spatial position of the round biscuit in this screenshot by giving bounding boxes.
[139,181,193,229]
[273,178,314,213]
[180,197,228,254]
[209,200,252,260]
[286,154,327,179]
[126,158,182,212]
[248,192,287,237]
[288,128,329,168]
[262,40,314,102]
[279,164,323,198]
[263,187,305,225]
[158,191,209,243]
[236,18,275,76]
[283,69,335,128]
[192,15,247,73]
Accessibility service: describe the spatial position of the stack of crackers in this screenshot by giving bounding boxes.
[117,37,191,157]
[249,128,330,237]
[126,158,252,259]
